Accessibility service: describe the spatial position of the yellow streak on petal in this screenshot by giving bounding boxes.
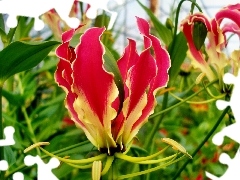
[73,81,118,150]
[122,93,148,145]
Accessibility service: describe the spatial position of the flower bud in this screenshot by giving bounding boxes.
[193,21,207,50]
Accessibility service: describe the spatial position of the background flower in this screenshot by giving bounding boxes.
[181,4,240,88]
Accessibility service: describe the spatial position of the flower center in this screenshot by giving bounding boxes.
[100,144,126,156]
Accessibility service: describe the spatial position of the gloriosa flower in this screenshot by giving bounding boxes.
[181,4,240,87]
[55,17,170,155]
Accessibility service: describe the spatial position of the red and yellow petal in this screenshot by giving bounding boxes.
[118,17,171,145]
[55,29,84,127]
[122,49,157,145]
[72,27,119,149]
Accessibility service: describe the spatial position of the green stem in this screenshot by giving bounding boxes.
[190,0,197,14]
[172,106,230,180]
[144,91,169,149]
[0,86,5,180]
[21,107,36,143]
[149,79,218,120]
[21,106,41,155]
[117,155,186,180]
[108,159,118,180]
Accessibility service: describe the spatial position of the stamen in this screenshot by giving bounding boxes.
[161,138,192,159]
[92,161,102,180]
[39,147,107,164]
[24,142,50,153]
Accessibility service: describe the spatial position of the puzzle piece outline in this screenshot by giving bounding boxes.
[206,70,240,179]
[24,155,60,180]
[0,126,15,146]
[0,0,124,30]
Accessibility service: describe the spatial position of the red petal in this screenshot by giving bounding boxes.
[72,27,118,126]
[129,17,170,134]
[136,16,170,88]
[117,39,139,83]
[216,8,240,27]
[126,50,157,116]
[120,17,171,145]
[55,29,84,127]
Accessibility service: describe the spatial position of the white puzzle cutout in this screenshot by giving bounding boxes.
[79,0,124,29]
[206,70,240,179]
[12,172,24,180]
[24,155,60,180]
[206,148,240,180]
[12,155,60,180]
[0,0,124,30]
[0,126,15,171]
[0,0,79,30]
[0,126,15,146]
[213,72,240,145]
[0,126,60,179]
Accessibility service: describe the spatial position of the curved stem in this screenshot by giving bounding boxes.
[149,79,218,119]
[117,155,186,180]
[0,86,5,180]
[6,140,90,177]
[39,147,107,164]
[115,146,169,163]
[190,0,197,14]
[172,106,230,180]
[169,91,225,104]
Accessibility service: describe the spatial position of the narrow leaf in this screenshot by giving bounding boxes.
[168,32,188,83]
[2,89,24,106]
[0,41,59,86]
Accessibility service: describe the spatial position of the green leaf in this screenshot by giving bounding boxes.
[69,33,82,47]
[0,14,4,30]
[7,27,17,44]
[168,32,188,83]
[94,13,110,28]
[4,146,16,166]
[0,41,59,86]
[137,0,172,46]
[0,28,7,42]
[14,17,34,40]
[2,89,24,106]
[103,46,124,114]
[0,14,7,45]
